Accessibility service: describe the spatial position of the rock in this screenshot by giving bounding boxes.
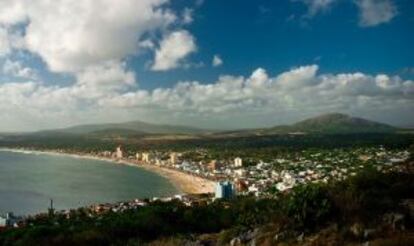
[249,238,256,246]
[230,237,241,246]
[274,231,287,242]
[363,228,376,239]
[349,223,364,238]
[240,228,259,242]
[383,213,405,230]
[297,232,304,242]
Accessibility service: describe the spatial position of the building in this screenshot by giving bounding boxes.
[215,181,234,199]
[0,215,6,227]
[208,160,222,171]
[142,152,152,162]
[234,179,249,192]
[170,152,178,164]
[101,151,112,157]
[135,153,141,160]
[115,146,124,159]
[234,157,243,167]
[0,213,20,228]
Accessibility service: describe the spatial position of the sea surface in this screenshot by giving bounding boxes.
[0,150,178,215]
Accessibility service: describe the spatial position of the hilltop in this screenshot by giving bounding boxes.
[268,113,396,134]
[214,113,398,137]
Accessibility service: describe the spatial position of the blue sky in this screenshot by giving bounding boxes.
[0,0,413,131]
[133,0,414,89]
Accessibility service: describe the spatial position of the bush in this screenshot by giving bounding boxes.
[284,183,334,230]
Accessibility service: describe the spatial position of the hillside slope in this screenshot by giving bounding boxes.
[267,113,396,134]
[33,121,210,136]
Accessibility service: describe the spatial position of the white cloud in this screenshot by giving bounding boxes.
[0,0,178,73]
[75,61,136,97]
[151,30,197,71]
[212,55,223,67]
[0,27,11,56]
[182,8,194,24]
[1,65,412,131]
[295,0,336,17]
[0,1,26,25]
[356,0,398,27]
[2,59,38,80]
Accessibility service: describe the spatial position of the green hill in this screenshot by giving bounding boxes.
[268,113,396,134]
[34,121,210,136]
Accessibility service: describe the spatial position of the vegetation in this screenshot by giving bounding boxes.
[1,168,413,245]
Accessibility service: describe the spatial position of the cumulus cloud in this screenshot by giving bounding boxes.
[151,30,197,71]
[0,65,412,131]
[0,0,180,73]
[356,0,398,27]
[76,61,136,93]
[212,55,223,67]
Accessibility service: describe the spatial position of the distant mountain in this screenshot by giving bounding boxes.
[267,113,396,134]
[33,121,210,136]
[1,113,400,141]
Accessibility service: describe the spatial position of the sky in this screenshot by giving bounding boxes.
[0,0,413,132]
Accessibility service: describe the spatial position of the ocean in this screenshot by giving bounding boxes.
[0,150,178,215]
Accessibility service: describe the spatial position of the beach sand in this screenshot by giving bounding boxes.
[134,162,215,194]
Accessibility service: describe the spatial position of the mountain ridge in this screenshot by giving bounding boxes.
[3,113,399,139]
[267,113,396,134]
[29,120,211,136]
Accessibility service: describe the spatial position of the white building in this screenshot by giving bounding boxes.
[115,146,124,159]
[170,152,178,164]
[234,168,246,177]
[142,152,152,162]
[0,213,20,228]
[0,215,6,227]
[234,157,243,167]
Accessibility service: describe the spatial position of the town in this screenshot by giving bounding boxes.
[97,145,411,197]
[1,144,411,230]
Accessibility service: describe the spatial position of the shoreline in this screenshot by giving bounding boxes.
[0,148,215,195]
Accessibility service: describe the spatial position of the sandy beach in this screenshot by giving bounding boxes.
[132,162,215,194]
[0,148,215,195]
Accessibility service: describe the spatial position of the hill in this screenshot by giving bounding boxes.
[0,113,400,142]
[32,121,210,136]
[266,113,396,134]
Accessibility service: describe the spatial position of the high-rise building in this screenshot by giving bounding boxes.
[215,181,234,199]
[115,146,124,159]
[170,152,178,164]
[234,157,243,167]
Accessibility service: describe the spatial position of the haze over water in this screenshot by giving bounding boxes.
[0,150,178,215]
